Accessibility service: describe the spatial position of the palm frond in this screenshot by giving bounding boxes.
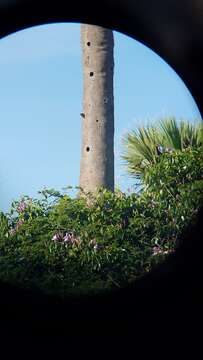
[121,117,203,180]
[196,121,203,147]
[159,117,182,150]
[121,125,162,178]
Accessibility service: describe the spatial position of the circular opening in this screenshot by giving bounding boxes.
[0,22,202,299]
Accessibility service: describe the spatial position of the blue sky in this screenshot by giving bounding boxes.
[0,23,201,213]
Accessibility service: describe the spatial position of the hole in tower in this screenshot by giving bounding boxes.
[86,146,90,152]
[87,42,91,46]
[90,72,94,77]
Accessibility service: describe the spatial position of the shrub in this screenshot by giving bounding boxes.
[0,147,202,297]
[141,147,203,250]
[143,147,203,193]
[0,188,152,297]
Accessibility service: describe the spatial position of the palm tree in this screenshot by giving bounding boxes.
[79,24,114,194]
[121,117,203,179]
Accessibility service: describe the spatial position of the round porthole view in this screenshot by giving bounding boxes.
[0,23,202,298]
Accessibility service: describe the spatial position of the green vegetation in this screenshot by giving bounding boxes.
[121,117,203,179]
[0,119,202,298]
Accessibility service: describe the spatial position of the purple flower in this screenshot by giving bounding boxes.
[64,232,81,245]
[63,232,73,243]
[16,218,25,229]
[52,230,81,245]
[9,218,25,235]
[152,246,162,256]
[52,232,63,242]
[163,249,174,255]
[17,200,27,213]
[152,246,174,256]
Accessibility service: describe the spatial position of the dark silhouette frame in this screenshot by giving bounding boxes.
[0,0,202,337]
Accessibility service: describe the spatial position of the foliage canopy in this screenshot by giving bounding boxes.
[121,117,203,179]
[0,146,202,297]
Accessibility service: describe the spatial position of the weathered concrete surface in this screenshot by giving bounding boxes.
[79,24,114,193]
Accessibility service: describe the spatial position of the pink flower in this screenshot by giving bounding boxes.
[17,200,27,213]
[152,246,162,256]
[64,232,80,245]
[52,232,63,242]
[63,232,73,243]
[9,218,25,235]
[15,218,25,229]
[152,246,174,256]
[52,231,81,245]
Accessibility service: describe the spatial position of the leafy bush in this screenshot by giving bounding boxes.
[141,147,203,251]
[0,189,152,297]
[0,148,202,298]
[143,147,203,191]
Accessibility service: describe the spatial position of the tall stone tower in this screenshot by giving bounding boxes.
[79,24,114,193]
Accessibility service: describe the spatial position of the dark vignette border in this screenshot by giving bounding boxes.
[0,0,202,337]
